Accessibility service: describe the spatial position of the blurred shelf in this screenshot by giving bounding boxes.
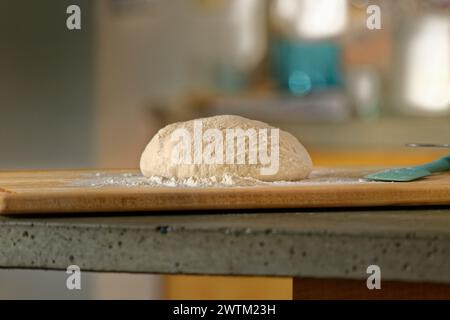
[279,117,450,150]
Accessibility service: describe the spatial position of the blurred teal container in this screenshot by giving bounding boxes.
[271,38,344,95]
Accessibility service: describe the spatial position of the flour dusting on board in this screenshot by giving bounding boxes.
[70,169,380,188]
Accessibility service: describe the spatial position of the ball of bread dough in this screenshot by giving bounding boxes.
[140,115,312,181]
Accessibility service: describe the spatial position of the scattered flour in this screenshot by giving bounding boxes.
[70,170,381,189]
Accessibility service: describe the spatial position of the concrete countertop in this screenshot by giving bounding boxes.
[1,207,450,283]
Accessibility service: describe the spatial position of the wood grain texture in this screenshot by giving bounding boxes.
[0,168,449,214]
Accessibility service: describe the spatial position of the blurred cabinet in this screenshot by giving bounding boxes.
[0,0,94,169]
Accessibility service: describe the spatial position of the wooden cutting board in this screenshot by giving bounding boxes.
[0,168,449,215]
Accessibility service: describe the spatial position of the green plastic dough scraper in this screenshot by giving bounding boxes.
[365,144,450,182]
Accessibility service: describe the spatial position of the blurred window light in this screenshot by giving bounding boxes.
[272,0,348,39]
[404,15,450,113]
[229,0,267,70]
[273,0,298,21]
[297,0,348,38]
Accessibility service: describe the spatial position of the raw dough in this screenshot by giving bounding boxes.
[140,115,312,182]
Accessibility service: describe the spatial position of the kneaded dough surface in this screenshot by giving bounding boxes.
[140,115,312,182]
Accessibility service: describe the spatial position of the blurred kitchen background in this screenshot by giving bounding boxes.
[1,0,449,299]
